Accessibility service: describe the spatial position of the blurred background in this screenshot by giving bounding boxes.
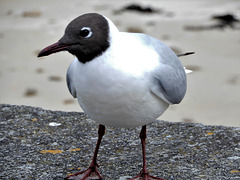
[0,0,239,127]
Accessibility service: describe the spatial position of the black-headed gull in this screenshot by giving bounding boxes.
[38,13,192,180]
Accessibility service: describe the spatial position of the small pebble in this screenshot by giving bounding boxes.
[24,88,37,97]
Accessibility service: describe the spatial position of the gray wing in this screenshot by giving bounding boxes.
[137,34,187,104]
[151,63,187,104]
[66,61,77,98]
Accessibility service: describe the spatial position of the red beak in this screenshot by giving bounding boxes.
[38,41,70,57]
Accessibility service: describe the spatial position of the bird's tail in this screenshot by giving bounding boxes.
[177,52,195,74]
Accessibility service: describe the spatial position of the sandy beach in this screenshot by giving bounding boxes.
[0,0,240,127]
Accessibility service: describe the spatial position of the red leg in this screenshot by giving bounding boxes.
[65,124,105,180]
[129,125,165,180]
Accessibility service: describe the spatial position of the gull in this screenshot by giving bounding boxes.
[38,13,193,180]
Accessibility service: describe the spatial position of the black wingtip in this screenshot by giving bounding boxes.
[177,52,195,57]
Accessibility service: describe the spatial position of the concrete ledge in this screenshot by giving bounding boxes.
[0,104,239,179]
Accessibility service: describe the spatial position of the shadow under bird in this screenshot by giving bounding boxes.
[38,13,192,180]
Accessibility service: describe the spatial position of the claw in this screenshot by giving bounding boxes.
[64,167,102,180]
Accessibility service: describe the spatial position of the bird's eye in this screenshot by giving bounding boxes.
[80,27,92,38]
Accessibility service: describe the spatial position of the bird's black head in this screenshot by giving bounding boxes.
[38,13,110,63]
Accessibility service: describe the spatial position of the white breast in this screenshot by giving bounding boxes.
[68,33,169,128]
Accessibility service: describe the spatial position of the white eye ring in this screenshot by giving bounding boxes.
[80,27,93,38]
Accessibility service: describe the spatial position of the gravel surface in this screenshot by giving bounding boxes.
[0,104,239,180]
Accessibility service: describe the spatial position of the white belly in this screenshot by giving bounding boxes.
[70,58,169,128]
